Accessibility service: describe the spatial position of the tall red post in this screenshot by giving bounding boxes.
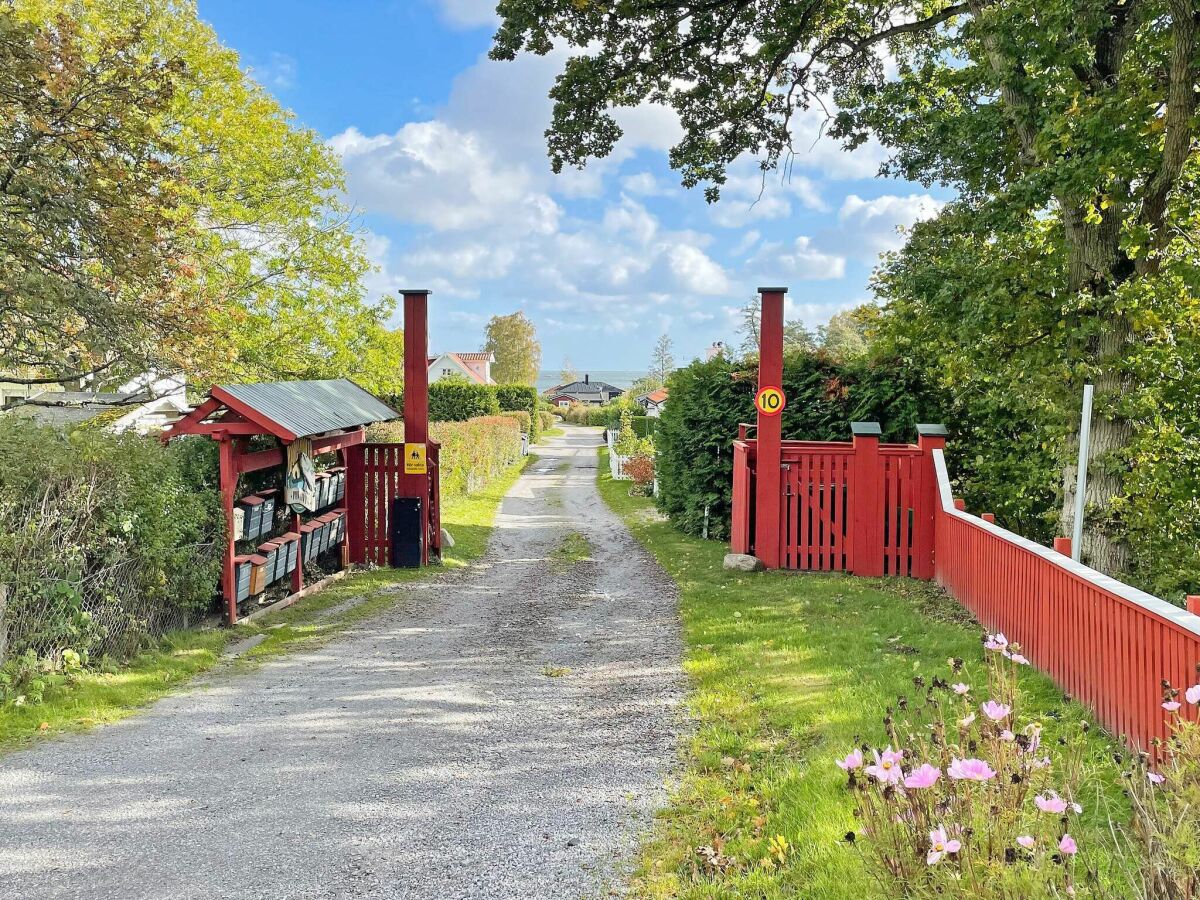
[915,424,947,579]
[401,289,432,565]
[754,287,786,569]
[217,433,238,625]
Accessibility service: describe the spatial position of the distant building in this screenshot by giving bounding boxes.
[705,341,726,361]
[636,388,669,418]
[427,352,496,385]
[545,375,624,407]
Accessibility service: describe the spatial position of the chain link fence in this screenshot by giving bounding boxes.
[0,542,221,668]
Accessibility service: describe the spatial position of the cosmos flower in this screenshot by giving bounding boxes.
[927,825,961,865]
[904,764,941,789]
[1186,684,1200,705]
[1148,771,1166,786]
[1035,792,1068,814]
[865,748,904,785]
[981,700,1011,722]
[1059,834,1078,856]
[984,633,1009,652]
[948,758,996,781]
[1017,835,1036,850]
[836,749,864,771]
[952,682,970,695]
[1163,701,1181,712]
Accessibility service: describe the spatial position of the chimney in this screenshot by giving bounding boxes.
[584,374,589,384]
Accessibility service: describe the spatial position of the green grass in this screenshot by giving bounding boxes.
[597,449,1128,899]
[550,531,591,572]
[0,456,532,754]
[540,426,565,440]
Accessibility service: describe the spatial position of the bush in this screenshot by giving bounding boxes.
[402,382,500,422]
[0,421,223,673]
[367,415,522,501]
[537,410,556,433]
[655,352,939,539]
[624,454,655,496]
[494,384,540,442]
[497,410,531,434]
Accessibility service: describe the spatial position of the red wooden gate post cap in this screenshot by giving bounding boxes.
[756,286,789,294]
[1187,596,1200,616]
[916,423,948,437]
[850,421,882,436]
[1053,537,1072,556]
[981,513,996,524]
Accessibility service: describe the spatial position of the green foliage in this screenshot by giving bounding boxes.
[496,410,532,434]
[0,420,223,672]
[494,383,541,441]
[483,311,541,385]
[655,353,939,539]
[536,410,557,433]
[368,415,523,502]
[422,382,502,422]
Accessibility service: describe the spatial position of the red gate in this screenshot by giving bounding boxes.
[731,423,944,577]
[345,441,441,567]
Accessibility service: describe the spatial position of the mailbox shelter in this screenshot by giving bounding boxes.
[163,379,403,625]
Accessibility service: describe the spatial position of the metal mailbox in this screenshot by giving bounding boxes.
[238,495,265,540]
[258,490,277,536]
[233,508,245,542]
[258,541,281,584]
[280,531,300,575]
[233,555,253,602]
[299,522,319,563]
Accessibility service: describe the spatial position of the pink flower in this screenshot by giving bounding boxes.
[865,747,904,784]
[927,825,961,865]
[1031,756,1052,769]
[984,633,1009,652]
[981,700,1011,722]
[952,682,970,695]
[959,712,976,728]
[948,757,996,781]
[836,749,864,771]
[1035,792,1068,814]
[1010,653,1030,665]
[1000,729,1015,742]
[1148,771,1166,785]
[904,764,941,789]
[1059,834,1078,856]
[1186,684,1200,705]
[1017,835,1036,850]
[1163,701,1181,712]
[1023,724,1042,755]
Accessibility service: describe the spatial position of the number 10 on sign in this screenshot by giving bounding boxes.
[756,386,786,416]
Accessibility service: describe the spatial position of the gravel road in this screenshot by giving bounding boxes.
[0,425,684,900]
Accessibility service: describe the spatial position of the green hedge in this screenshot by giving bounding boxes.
[391,382,541,440]
[655,353,940,540]
[630,415,658,439]
[494,384,540,442]
[368,416,523,500]
[0,421,223,670]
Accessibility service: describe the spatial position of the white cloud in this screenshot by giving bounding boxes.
[250,52,296,90]
[620,172,670,197]
[834,193,944,257]
[709,161,828,228]
[435,0,498,29]
[747,236,846,282]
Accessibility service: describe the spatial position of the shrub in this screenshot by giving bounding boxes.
[0,421,223,673]
[367,415,522,501]
[494,384,540,441]
[409,381,501,422]
[537,410,556,433]
[497,410,532,434]
[655,352,938,539]
[624,454,655,496]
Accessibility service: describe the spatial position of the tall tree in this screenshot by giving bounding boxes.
[483,311,541,385]
[559,356,578,385]
[737,297,817,357]
[4,0,390,389]
[650,333,675,383]
[492,0,1200,577]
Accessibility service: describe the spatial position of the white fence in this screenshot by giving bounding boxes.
[605,428,632,480]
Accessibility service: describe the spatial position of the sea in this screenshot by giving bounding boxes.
[536,370,646,392]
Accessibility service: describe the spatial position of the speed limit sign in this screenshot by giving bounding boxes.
[756,386,786,416]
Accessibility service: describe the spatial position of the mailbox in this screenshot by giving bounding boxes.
[258,489,278,535]
[258,541,281,584]
[331,508,346,546]
[299,522,319,563]
[329,467,346,502]
[238,495,265,540]
[317,513,335,553]
[280,532,300,575]
[248,553,269,595]
[233,508,245,542]
[316,472,332,509]
[233,555,253,602]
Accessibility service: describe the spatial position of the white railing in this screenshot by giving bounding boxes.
[606,429,632,480]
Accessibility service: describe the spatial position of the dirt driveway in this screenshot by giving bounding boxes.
[0,425,684,900]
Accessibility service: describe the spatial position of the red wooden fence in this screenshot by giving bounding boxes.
[345,442,441,567]
[931,449,1200,751]
[731,423,942,578]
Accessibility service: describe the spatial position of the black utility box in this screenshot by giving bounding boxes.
[390,497,423,568]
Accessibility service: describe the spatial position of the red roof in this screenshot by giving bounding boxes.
[643,388,669,404]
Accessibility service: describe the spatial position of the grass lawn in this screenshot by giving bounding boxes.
[597,450,1130,898]
[0,455,532,754]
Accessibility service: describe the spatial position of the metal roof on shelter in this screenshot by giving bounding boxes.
[216,379,397,440]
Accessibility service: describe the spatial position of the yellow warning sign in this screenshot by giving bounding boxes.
[755,386,786,417]
[404,443,427,475]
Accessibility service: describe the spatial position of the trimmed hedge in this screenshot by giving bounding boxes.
[392,382,541,441]
[497,410,532,434]
[367,415,523,500]
[537,410,556,433]
[655,352,940,540]
[494,384,540,442]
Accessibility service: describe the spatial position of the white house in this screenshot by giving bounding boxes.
[637,388,669,417]
[427,352,496,385]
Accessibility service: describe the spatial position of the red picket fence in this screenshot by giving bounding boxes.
[930,448,1200,750]
[345,442,441,567]
[731,424,941,578]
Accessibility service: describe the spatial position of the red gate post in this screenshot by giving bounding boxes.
[217,433,239,625]
[849,421,885,576]
[754,287,787,569]
[401,289,432,565]
[914,423,947,579]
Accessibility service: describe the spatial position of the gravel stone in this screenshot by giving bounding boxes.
[0,426,684,899]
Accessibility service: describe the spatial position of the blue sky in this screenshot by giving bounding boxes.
[198,0,946,371]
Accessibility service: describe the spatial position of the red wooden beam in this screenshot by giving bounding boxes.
[754,287,786,568]
[210,385,297,442]
[160,396,225,443]
[312,428,365,456]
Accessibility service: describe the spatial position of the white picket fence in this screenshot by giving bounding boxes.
[605,428,632,480]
